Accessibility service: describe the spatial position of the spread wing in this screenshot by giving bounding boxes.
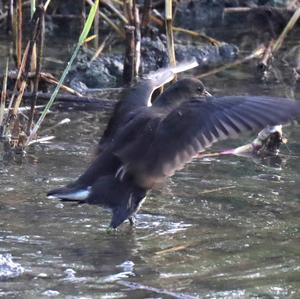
[98,61,198,153]
[115,96,300,188]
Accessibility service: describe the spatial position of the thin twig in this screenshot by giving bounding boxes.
[155,245,188,255]
[102,0,128,24]
[198,186,236,195]
[197,46,265,79]
[91,33,112,61]
[99,10,125,38]
[173,26,222,45]
[0,60,8,132]
[2,71,82,97]
[117,281,199,299]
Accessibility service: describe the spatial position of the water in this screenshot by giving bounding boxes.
[1,35,300,299]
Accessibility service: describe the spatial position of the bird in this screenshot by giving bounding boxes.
[47,63,300,229]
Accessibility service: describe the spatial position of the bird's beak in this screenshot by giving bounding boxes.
[204,89,212,97]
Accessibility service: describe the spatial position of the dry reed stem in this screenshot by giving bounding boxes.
[123,0,140,83]
[40,74,83,96]
[272,6,300,53]
[99,11,125,38]
[93,4,99,48]
[165,0,176,67]
[134,3,141,76]
[6,43,30,120]
[16,0,23,68]
[9,6,44,126]
[0,61,8,130]
[85,0,125,39]
[27,7,46,133]
[44,0,52,11]
[103,0,128,24]
[12,80,27,116]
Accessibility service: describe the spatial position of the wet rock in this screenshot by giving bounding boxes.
[140,36,169,73]
[175,42,238,69]
[69,36,238,90]
[223,0,286,7]
[174,0,293,32]
[175,0,224,29]
[69,48,124,89]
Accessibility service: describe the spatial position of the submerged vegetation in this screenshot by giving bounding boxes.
[0,0,299,155]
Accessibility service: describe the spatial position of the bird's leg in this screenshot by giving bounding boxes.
[128,216,136,226]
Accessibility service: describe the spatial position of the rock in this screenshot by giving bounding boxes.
[69,36,238,90]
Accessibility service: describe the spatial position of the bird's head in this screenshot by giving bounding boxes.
[153,77,211,109]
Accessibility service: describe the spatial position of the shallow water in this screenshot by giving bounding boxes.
[1,34,300,299]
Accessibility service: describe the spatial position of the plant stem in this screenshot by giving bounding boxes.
[26,0,100,145]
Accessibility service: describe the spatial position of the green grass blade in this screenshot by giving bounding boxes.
[26,0,100,145]
[30,0,36,18]
[79,0,99,45]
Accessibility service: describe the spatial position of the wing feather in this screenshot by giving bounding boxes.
[114,96,300,187]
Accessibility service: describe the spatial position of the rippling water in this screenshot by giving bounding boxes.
[1,36,300,298]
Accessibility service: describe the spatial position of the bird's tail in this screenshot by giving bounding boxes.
[47,175,147,228]
[47,185,90,202]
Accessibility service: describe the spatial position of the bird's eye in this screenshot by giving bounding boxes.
[197,86,203,91]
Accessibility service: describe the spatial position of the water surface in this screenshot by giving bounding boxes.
[1,33,300,299]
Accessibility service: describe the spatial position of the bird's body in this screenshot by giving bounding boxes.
[48,63,300,228]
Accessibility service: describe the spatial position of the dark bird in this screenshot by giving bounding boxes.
[48,63,300,229]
